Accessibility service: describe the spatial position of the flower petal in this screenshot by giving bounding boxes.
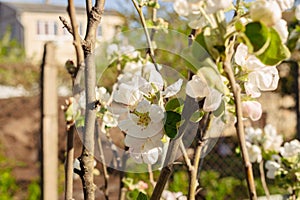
[149,104,165,123]
[186,75,209,99]
[163,79,183,98]
[203,88,222,112]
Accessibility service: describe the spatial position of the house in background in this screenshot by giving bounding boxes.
[0,2,125,63]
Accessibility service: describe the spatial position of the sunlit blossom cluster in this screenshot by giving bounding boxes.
[245,124,300,191]
[105,43,183,164]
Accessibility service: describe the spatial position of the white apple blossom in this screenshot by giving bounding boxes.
[125,130,164,164]
[205,0,232,14]
[296,4,300,21]
[173,0,190,16]
[106,43,139,60]
[113,75,147,106]
[263,124,283,152]
[246,142,262,163]
[273,19,289,43]
[77,86,111,110]
[162,190,187,200]
[246,66,279,97]
[272,0,294,11]
[250,0,282,26]
[118,100,164,139]
[102,111,119,128]
[235,44,280,98]
[280,139,300,158]
[265,159,281,179]
[245,126,263,144]
[95,87,111,106]
[186,75,222,112]
[235,44,265,70]
[242,101,262,121]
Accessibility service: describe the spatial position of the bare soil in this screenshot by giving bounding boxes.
[0,96,121,199]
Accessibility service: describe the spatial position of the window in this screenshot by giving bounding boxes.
[36,20,58,36]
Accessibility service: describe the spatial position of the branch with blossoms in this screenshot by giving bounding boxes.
[244,124,300,199]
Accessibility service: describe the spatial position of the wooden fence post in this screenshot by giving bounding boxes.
[40,42,58,200]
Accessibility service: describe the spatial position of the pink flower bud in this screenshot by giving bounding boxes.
[242,101,262,121]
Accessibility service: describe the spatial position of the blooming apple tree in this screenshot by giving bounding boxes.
[61,0,300,199]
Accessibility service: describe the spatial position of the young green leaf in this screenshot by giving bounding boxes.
[256,27,291,66]
[190,110,205,123]
[164,111,181,138]
[165,98,184,114]
[245,22,270,53]
[137,192,148,200]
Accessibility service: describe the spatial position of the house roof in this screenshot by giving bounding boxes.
[0,2,121,16]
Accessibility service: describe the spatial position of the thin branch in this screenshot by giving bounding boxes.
[131,0,159,71]
[259,161,270,199]
[189,142,202,200]
[223,39,257,200]
[96,122,109,200]
[148,164,156,188]
[67,0,84,66]
[64,124,75,200]
[188,113,210,200]
[59,16,74,35]
[180,140,193,171]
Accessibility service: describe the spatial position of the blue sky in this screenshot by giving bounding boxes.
[0,0,120,10]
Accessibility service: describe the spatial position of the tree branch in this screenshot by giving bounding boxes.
[180,140,193,171]
[64,124,75,200]
[67,0,84,66]
[188,113,210,200]
[59,16,74,35]
[131,0,159,71]
[96,121,109,200]
[259,161,270,199]
[223,39,257,200]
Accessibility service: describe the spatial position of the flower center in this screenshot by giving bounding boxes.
[132,110,151,127]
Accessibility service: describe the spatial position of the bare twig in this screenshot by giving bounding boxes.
[65,124,75,200]
[259,161,270,199]
[59,16,74,35]
[148,164,156,188]
[67,0,84,66]
[131,0,159,71]
[223,39,257,200]
[188,113,210,200]
[180,140,193,171]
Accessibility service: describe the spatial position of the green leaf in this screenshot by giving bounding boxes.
[164,111,181,138]
[244,22,270,53]
[137,192,148,200]
[256,27,291,66]
[165,98,184,114]
[193,32,208,58]
[213,99,225,117]
[190,110,205,123]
